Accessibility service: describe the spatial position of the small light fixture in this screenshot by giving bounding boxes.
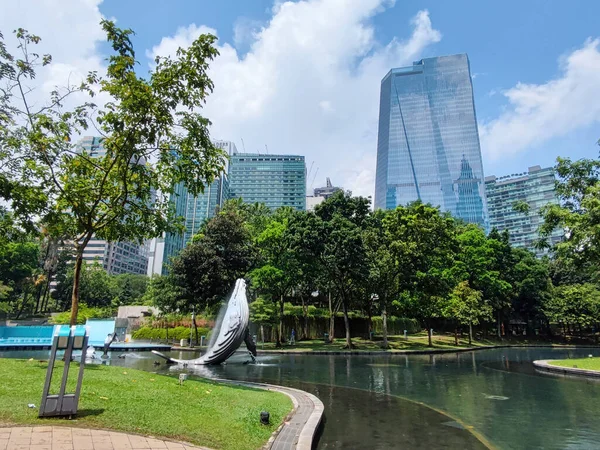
[260,411,270,425]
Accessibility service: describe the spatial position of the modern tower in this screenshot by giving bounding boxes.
[485,166,564,256]
[77,136,149,275]
[228,152,306,210]
[374,54,488,229]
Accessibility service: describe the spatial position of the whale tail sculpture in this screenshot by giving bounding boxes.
[152,278,251,365]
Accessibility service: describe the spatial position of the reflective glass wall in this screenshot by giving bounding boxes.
[374,54,488,229]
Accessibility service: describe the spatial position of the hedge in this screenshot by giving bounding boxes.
[371,316,420,334]
[132,326,211,341]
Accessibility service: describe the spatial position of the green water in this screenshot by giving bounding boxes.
[3,347,600,449]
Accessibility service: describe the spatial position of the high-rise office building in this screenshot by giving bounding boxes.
[485,166,563,255]
[161,176,229,274]
[228,153,306,210]
[374,54,488,229]
[77,136,149,275]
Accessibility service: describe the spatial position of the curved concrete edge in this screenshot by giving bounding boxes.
[533,359,600,379]
[257,344,600,356]
[212,378,323,450]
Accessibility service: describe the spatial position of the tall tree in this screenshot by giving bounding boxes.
[171,208,254,314]
[0,23,226,325]
[445,281,492,345]
[385,202,457,346]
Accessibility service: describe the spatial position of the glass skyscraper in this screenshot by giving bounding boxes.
[485,166,564,256]
[374,54,488,229]
[228,153,306,210]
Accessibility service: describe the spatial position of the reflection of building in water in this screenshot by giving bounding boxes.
[374,54,488,230]
[455,156,485,225]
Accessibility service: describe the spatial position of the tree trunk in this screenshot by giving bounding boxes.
[427,325,432,347]
[381,301,389,349]
[496,311,501,339]
[342,299,352,349]
[69,249,85,326]
[301,296,308,340]
[276,294,284,348]
[469,323,473,345]
[328,291,334,343]
[454,327,459,346]
[15,285,31,320]
[193,315,199,346]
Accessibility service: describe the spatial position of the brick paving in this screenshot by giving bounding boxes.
[0,426,211,450]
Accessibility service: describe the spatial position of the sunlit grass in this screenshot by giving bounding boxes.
[0,359,292,450]
[549,357,600,371]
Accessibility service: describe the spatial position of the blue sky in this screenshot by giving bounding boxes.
[4,0,600,196]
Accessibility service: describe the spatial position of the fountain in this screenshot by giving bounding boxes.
[152,279,257,365]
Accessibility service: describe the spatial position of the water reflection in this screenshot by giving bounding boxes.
[2,347,600,449]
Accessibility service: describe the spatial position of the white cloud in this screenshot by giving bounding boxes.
[480,38,600,160]
[0,0,107,114]
[148,1,441,198]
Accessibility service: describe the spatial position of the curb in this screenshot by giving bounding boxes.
[533,359,600,379]
[212,378,323,450]
[255,344,600,356]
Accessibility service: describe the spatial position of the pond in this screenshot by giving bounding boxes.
[3,347,600,449]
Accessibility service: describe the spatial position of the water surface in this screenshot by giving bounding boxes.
[3,347,600,449]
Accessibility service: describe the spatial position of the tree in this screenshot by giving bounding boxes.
[0,237,40,318]
[0,23,226,325]
[364,209,399,348]
[385,202,457,346]
[249,297,278,344]
[544,284,600,335]
[539,153,600,276]
[445,281,492,345]
[171,208,254,314]
[250,208,301,346]
[312,192,371,348]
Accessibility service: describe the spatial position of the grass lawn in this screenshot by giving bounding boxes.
[549,357,600,371]
[257,332,500,352]
[0,359,292,450]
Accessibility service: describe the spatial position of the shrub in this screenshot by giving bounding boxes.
[132,326,211,341]
[50,304,116,324]
[371,316,420,334]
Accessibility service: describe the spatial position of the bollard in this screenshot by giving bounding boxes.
[404,330,408,340]
[200,336,205,347]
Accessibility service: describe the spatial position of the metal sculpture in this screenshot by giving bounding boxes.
[152,278,256,365]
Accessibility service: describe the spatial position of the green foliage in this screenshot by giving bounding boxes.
[132,326,210,341]
[171,208,254,313]
[250,297,278,326]
[544,283,600,328]
[50,304,115,324]
[0,22,226,324]
[445,281,493,327]
[371,316,420,334]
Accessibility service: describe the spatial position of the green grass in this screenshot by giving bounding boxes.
[0,359,292,450]
[549,357,600,371]
[257,332,499,352]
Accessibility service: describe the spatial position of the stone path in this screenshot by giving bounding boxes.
[0,426,211,450]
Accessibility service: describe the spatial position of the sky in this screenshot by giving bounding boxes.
[3,0,600,198]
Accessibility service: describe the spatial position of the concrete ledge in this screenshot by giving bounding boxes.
[213,378,323,450]
[533,359,600,379]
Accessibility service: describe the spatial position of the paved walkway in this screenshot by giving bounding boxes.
[0,426,211,450]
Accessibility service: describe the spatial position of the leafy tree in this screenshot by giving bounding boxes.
[539,154,600,275]
[113,274,148,306]
[385,202,457,346]
[0,237,40,318]
[313,192,371,348]
[250,208,301,346]
[171,208,254,314]
[445,281,492,345]
[544,284,600,335]
[249,297,278,344]
[0,23,226,325]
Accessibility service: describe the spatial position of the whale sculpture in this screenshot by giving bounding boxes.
[152,278,256,365]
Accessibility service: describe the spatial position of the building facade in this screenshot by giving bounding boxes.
[374,54,488,229]
[228,153,306,210]
[306,178,343,211]
[485,166,563,255]
[78,136,149,275]
[161,176,229,274]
